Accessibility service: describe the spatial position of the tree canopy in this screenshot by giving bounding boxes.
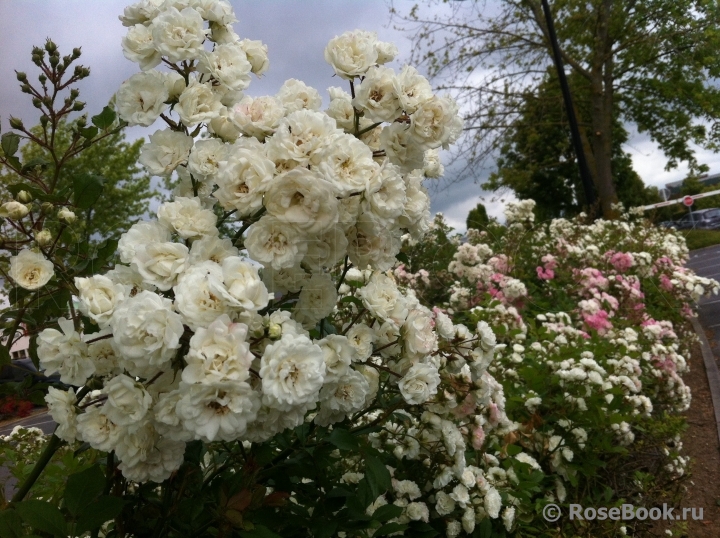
[1,121,154,246]
[396,0,720,218]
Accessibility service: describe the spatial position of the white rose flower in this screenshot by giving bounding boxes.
[398,363,440,404]
[317,133,380,195]
[218,256,270,311]
[199,42,252,91]
[152,6,207,62]
[115,419,186,483]
[375,41,398,64]
[0,201,29,220]
[9,249,54,290]
[110,291,184,375]
[318,335,355,383]
[103,374,153,426]
[245,401,314,443]
[189,234,238,264]
[365,162,407,220]
[265,109,340,168]
[409,95,463,150]
[38,318,94,385]
[239,38,269,76]
[58,207,76,223]
[213,147,275,216]
[209,22,239,44]
[262,265,309,294]
[353,66,402,123]
[346,324,376,361]
[115,70,169,126]
[75,275,127,328]
[175,78,223,126]
[434,310,455,340]
[402,306,438,359]
[122,24,161,70]
[325,88,355,132]
[324,30,379,80]
[396,65,433,114]
[194,0,237,24]
[423,148,444,178]
[187,138,227,182]
[406,502,429,522]
[435,491,456,516]
[157,196,218,239]
[379,122,425,172]
[119,0,163,26]
[139,129,193,176]
[176,381,260,442]
[208,106,241,142]
[35,229,52,247]
[260,333,326,410]
[76,405,121,452]
[118,220,170,263]
[183,315,253,385]
[293,272,338,328]
[264,168,339,234]
[347,213,403,272]
[276,78,322,114]
[230,95,284,140]
[358,272,409,327]
[315,369,369,426]
[173,261,231,330]
[45,387,79,442]
[245,215,308,270]
[302,227,348,271]
[87,338,122,378]
[133,241,190,291]
[484,487,502,518]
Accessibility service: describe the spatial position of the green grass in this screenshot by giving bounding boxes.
[680,229,720,251]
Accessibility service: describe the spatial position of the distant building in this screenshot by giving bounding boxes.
[662,172,720,199]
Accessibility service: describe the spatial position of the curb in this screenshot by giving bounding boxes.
[691,317,720,448]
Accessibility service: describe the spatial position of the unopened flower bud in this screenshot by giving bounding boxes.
[58,207,76,223]
[40,202,54,214]
[9,117,24,130]
[16,190,32,203]
[268,322,283,340]
[0,201,30,220]
[35,229,53,246]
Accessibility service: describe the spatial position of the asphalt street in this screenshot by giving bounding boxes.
[687,244,720,350]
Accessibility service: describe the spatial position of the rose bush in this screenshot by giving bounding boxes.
[0,2,535,537]
[396,202,719,535]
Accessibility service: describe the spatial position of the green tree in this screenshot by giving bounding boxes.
[486,72,661,220]
[466,201,489,230]
[397,0,720,218]
[1,122,154,245]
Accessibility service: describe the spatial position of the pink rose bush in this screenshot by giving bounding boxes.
[397,201,719,535]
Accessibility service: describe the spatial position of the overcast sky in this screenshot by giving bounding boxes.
[2,1,719,231]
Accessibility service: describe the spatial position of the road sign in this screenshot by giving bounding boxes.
[683,195,694,207]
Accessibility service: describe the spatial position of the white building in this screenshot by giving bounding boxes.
[0,290,31,360]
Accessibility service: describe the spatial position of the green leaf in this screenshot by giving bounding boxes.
[395,252,409,265]
[371,504,404,522]
[374,522,408,536]
[75,496,125,535]
[91,106,116,130]
[21,157,50,174]
[0,509,24,538]
[72,174,105,209]
[364,456,391,500]
[339,296,363,307]
[329,428,359,451]
[1,132,20,157]
[472,518,493,538]
[64,464,105,516]
[15,500,67,537]
[78,125,99,139]
[239,525,282,538]
[310,518,338,538]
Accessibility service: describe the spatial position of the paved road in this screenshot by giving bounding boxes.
[0,410,55,438]
[687,245,720,350]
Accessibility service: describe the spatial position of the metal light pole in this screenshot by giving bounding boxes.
[539,0,598,212]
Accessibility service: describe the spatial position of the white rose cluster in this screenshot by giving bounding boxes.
[35,8,514,536]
